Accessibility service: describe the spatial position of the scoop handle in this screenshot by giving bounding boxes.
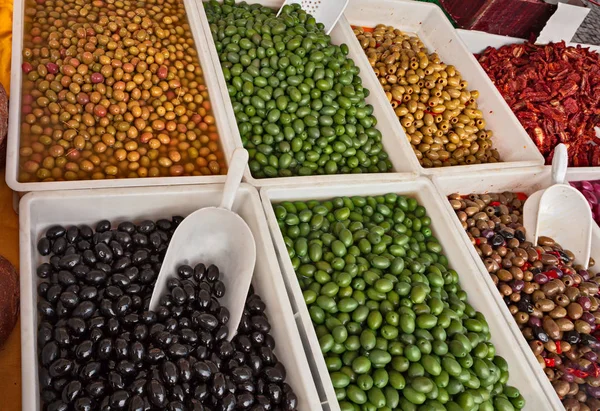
[552,143,568,185]
[220,148,249,211]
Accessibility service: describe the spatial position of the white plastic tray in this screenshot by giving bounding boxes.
[339,0,545,176]
[431,166,600,410]
[196,0,420,187]
[6,0,240,193]
[260,177,557,411]
[19,184,322,411]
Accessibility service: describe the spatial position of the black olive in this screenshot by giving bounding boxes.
[41,341,60,366]
[100,299,117,317]
[95,262,112,273]
[129,341,145,363]
[50,256,61,270]
[132,233,148,247]
[564,330,581,344]
[252,316,271,333]
[46,225,67,239]
[60,379,82,403]
[138,220,155,234]
[59,253,81,269]
[54,326,71,346]
[41,388,57,403]
[198,314,219,331]
[108,390,129,408]
[37,263,53,278]
[139,268,156,284]
[59,291,79,308]
[73,397,92,411]
[97,338,113,360]
[146,348,166,363]
[52,237,68,255]
[114,295,132,316]
[95,220,111,233]
[211,373,227,398]
[49,358,73,378]
[213,281,226,298]
[38,237,52,256]
[76,240,91,251]
[107,317,120,335]
[532,326,549,343]
[112,256,131,272]
[284,392,298,410]
[47,400,69,411]
[237,392,254,408]
[498,230,514,239]
[75,340,94,361]
[90,328,103,343]
[490,235,504,247]
[57,270,76,286]
[514,230,526,242]
[79,286,97,301]
[67,317,87,335]
[206,265,220,282]
[94,243,113,263]
[85,380,105,398]
[114,231,132,247]
[129,379,146,396]
[251,332,265,346]
[82,250,97,266]
[85,269,106,285]
[231,366,253,383]
[117,360,136,376]
[168,343,189,358]
[38,299,57,319]
[105,285,123,300]
[72,301,96,319]
[267,383,283,404]
[107,370,125,390]
[147,379,167,407]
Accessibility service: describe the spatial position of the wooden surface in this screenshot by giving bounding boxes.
[0,170,22,409]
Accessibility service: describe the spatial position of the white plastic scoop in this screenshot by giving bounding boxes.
[277,0,349,34]
[523,143,593,268]
[149,148,257,340]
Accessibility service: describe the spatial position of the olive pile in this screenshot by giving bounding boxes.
[19,0,225,182]
[274,194,523,410]
[35,218,297,411]
[450,192,600,411]
[205,1,393,178]
[353,25,500,168]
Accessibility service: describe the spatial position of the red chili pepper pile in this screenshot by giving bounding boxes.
[477,41,600,167]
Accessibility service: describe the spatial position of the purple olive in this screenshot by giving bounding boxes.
[90,73,104,84]
[511,280,524,293]
[578,296,592,311]
[584,351,598,362]
[581,312,596,326]
[579,270,591,281]
[587,384,600,399]
[533,273,549,285]
[528,316,542,328]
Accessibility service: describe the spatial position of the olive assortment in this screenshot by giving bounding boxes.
[274,194,523,410]
[19,0,225,182]
[205,1,393,178]
[35,218,298,411]
[449,192,600,411]
[353,25,500,168]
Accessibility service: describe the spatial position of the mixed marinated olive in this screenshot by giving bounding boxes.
[354,25,500,168]
[205,1,393,178]
[35,218,297,411]
[274,194,523,410]
[20,0,225,182]
[450,191,600,411]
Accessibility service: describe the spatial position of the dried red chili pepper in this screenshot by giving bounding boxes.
[544,357,556,367]
[477,41,600,167]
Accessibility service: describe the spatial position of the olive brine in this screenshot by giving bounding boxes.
[205,1,393,178]
[36,218,298,411]
[274,194,524,410]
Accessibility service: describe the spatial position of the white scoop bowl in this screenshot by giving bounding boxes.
[149,148,257,340]
[523,143,593,268]
[277,0,349,34]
